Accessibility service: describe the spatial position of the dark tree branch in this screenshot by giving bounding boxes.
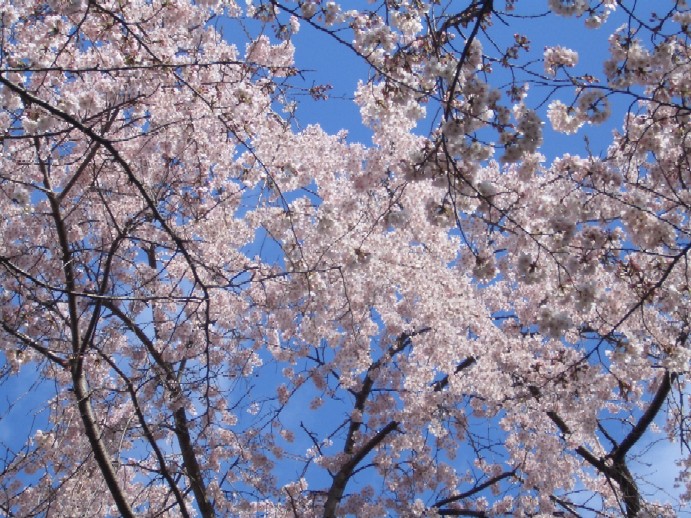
[102,292,216,517]
[433,357,477,392]
[174,407,216,518]
[322,331,426,517]
[437,510,488,517]
[35,137,135,518]
[323,421,399,518]
[444,0,494,119]
[0,75,211,303]
[611,371,676,462]
[432,470,516,509]
[0,322,69,368]
[542,371,678,518]
[100,353,192,518]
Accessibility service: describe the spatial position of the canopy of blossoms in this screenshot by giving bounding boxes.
[0,0,688,516]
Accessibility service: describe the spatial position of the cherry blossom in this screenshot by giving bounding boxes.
[543,45,579,76]
[0,0,688,517]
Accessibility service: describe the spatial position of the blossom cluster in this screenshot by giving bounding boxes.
[543,45,579,76]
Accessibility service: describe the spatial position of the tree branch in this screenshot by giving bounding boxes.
[37,137,135,518]
[611,371,675,462]
[323,421,399,518]
[432,470,515,509]
[101,354,192,518]
[174,407,216,518]
[541,371,678,518]
[322,331,424,516]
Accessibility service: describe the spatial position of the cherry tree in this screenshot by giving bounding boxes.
[0,0,689,516]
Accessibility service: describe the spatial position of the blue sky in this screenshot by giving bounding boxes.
[284,2,630,154]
